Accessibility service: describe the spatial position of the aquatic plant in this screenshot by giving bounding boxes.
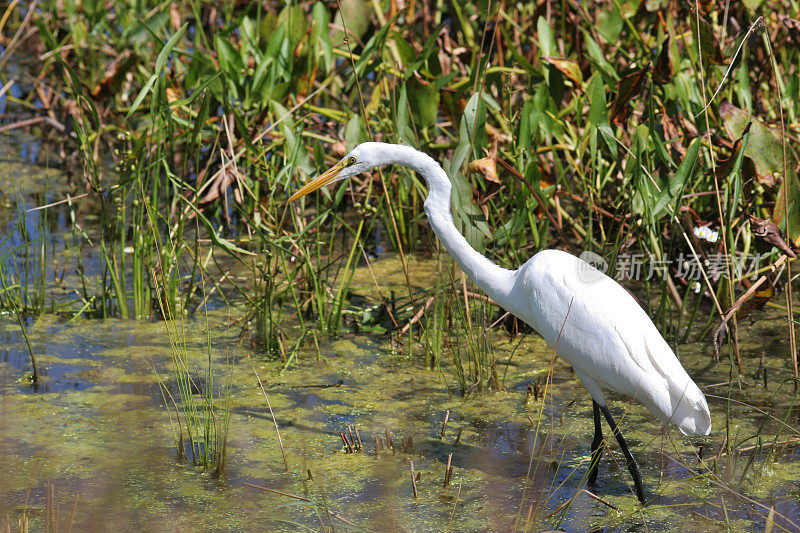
[16,0,797,381]
[0,0,797,528]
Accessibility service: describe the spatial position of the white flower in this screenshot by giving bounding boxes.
[691,281,701,294]
[693,225,719,243]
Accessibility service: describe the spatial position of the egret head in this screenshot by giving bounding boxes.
[287,143,381,203]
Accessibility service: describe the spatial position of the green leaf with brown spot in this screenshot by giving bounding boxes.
[542,57,583,86]
[720,101,799,242]
[720,101,783,186]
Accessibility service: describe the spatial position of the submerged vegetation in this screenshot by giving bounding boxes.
[0,0,799,529]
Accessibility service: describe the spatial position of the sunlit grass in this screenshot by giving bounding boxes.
[0,0,797,529]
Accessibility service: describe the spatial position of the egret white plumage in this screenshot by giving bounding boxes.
[288,142,712,502]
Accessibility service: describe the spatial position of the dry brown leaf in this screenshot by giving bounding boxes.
[748,214,798,258]
[653,37,672,85]
[542,56,583,86]
[487,125,511,143]
[736,278,774,320]
[199,167,240,205]
[660,106,685,156]
[692,16,724,65]
[170,3,182,32]
[90,50,135,100]
[331,142,347,158]
[165,86,180,105]
[781,15,800,43]
[468,156,500,184]
[610,65,650,126]
[678,112,699,138]
[709,122,751,180]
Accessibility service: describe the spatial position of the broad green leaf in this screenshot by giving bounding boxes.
[720,101,783,185]
[587,74,607,127]
[404,26,443,75]
[392,37,417,74]
[775,172,800,243]
[155,23,187,74]
[126,24,186,118]
[333,0,370,44]
[462,93,486,157]
[126,74,157,118]
[240,16,257,47]
[433,71,458,92]
[587,74,604,163]
[272,100,313,175]
[265,22,286,59]
[690,16,723,66]
[652,137,701,218]
[596,6,623,42]
[450,167,491,247]
[189,89,210,150]
[721,102,799,241]
[480,92,502,113]
[728,128,749,225]
[582,31,616,82]
[450,139,471,179]
[278,4,307,49]
[122,13,169,45]
[215,35,244,80]
[536,17,555,58]
[407,78,439,130]
[186,51,215,88]
[649,123,676,170]
[313,140,325,168]
[518,99,537,149]
[312,3,334,71]
[350,11,402,82]
[397,83,410,143]
[171,71,223,107]
[735,52,753,112]
[251,54,273,96]
[344,115,365,151]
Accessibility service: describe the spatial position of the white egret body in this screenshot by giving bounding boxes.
[289,142,712,502]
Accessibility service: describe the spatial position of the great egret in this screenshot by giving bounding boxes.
[288,142,711,503]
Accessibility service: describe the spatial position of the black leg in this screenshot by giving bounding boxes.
[588,400,604,485]
[598,403,645,503]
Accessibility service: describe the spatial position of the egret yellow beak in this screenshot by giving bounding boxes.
[287,161,347,203]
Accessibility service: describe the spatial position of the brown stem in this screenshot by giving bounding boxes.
[712,255,788,361]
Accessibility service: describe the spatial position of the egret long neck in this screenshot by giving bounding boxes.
[401,150,516,307]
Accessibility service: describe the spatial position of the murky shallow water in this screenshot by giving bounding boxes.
[1,152,799,532]
[2,298,799,531]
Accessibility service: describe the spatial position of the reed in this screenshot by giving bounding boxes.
[1,6,796,524]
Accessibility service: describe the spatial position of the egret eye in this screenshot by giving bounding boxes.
[347,156,357,166]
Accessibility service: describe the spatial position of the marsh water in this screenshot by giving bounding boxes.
[1,147,799,531]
